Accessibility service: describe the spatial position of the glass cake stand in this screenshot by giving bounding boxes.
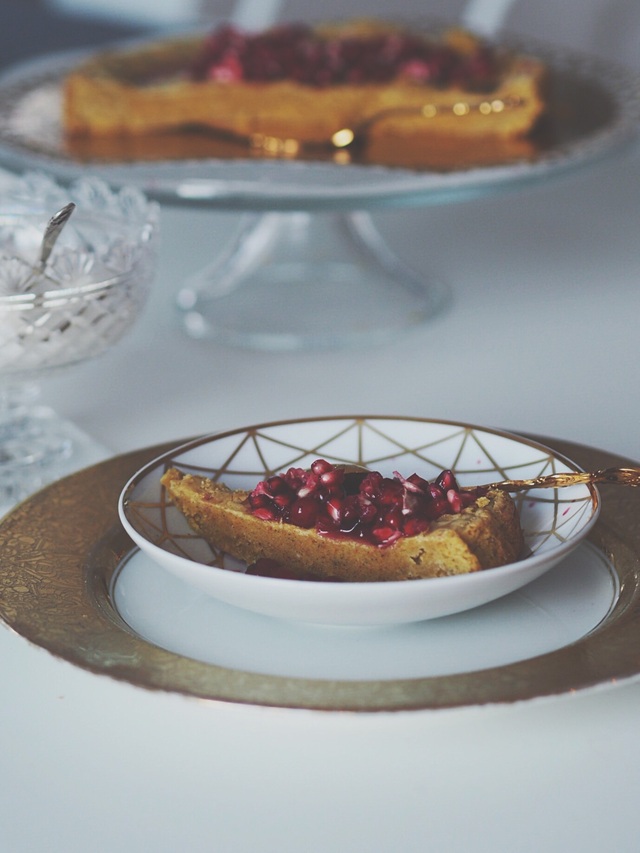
[0,36,638,349]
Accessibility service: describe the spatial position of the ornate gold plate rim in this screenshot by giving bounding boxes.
[0,422,639,713]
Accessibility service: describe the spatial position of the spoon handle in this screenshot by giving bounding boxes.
[38,202,76,268]
[481,467,640,492]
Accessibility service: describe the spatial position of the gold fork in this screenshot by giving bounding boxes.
[245,95,524,157]
[475,467,640,493]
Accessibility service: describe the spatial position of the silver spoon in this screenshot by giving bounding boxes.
[11,202,77,295]
[0,202,77,295]
[36,202,76,271]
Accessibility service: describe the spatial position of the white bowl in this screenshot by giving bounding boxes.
[119,416,600,626]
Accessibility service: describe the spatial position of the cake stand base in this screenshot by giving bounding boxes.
[176,211,450,350]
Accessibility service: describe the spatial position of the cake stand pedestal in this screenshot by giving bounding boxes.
[175,209,449,350]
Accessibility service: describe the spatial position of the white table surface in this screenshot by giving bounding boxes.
[2,5,640,852]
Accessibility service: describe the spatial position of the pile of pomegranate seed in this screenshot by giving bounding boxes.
[189,24,498,90]
[245,459,479,547]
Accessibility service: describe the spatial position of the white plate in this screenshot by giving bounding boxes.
[119,416,599,625]
[113,541,617,680]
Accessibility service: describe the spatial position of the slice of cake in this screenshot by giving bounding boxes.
[160,460,524,582]
[63,19,547,170]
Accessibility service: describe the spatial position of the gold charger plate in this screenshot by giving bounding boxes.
[0,433,639,712]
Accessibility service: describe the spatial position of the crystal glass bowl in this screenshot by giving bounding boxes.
[0,171,159,502]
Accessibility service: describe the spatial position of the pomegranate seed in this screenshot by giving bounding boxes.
[447,489,463,513]
[207,54,243,83]
[429,498,450,518]
[326,498,343,523]
[246,460,478,547]
[401,490,420,516]
[253,507,276,521]
[405,473,429,493]
[311,459,333,476]
[399,59,432,82]
[361,472,383,499]
[383,505,403,529]
[251,480,271,498]
[403,517,429,536]
[266,475,286,494]
[372,526,396,543]
[359,502,378,524]
[378,482,402,506]
[460,491,477,508]
[289,496,318,528]
[380,531,396,544]
[339,496,360,531]
[437,470,457,492]
[427,483,443,501]
[190,22,499,90]
[320,468,344,488]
